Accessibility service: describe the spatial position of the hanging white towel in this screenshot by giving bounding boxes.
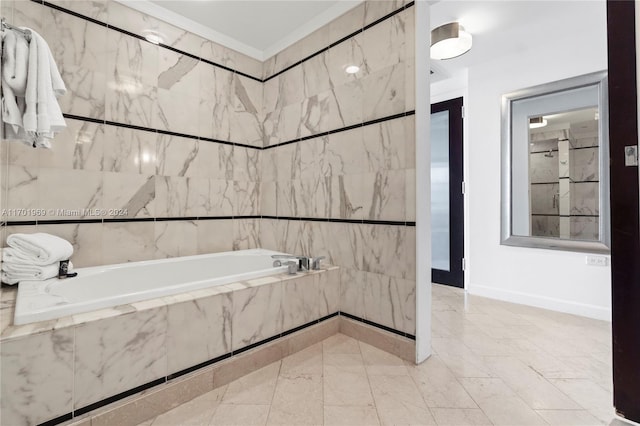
[1,27,66,148]
[6,233,73,265]
[1,29,29,136]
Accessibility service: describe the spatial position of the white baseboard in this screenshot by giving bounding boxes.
[467,284,612,321]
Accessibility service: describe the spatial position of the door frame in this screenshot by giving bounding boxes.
[607,0,640,422]
[431,97,465,288]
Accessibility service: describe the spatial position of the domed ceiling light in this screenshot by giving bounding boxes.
[430,22,473,60]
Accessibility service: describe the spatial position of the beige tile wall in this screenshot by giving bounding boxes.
[1,1,416,335]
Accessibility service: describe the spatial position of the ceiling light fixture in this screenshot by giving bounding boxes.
[529,116,548,129]
[430,22,472,60]
[345,65,360,74]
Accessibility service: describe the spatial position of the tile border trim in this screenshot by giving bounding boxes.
[3,216,416,227]
[58,109,415,152]
[35,311,412,426]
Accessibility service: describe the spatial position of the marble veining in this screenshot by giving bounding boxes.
[1,329,74,425]
[74,307,168,409]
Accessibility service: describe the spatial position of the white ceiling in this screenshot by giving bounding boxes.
[429,1,607,81]
[121,0,361,60]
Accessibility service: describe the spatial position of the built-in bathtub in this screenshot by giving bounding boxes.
[0,249,341,426]
[14,248,289,325]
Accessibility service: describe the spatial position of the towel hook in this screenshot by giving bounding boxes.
[1,17,32,41]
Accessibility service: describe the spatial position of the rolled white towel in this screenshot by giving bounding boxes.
[6,233,73,265]
[0,261,72,285]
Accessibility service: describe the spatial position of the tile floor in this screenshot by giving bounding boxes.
[138,284,615,425]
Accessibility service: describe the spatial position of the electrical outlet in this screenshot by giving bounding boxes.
[586,255,609,266]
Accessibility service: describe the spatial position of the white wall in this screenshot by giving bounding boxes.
[432,1,611,320]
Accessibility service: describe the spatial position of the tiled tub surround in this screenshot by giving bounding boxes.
[2,0,418,341]
[0,266,341,426]
[13,249,291,325]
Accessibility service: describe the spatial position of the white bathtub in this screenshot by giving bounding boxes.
[13,249,289,325]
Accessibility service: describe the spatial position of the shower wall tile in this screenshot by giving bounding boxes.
[363,0,409,27]
[0,329,74,426]
[46,0,108,21]
[102,173,155,218]
[154,89,200,135]
[231,281,283,349]
[570,217,599,241]
[571,182,599,216]
[102,221,155,264]
[36,223,104,268]
[328,3,366,50]
[234,181,260,216]
[103,126,157,175]
[154,176,189,217]
[106,31,159,87]
[299,135,330,181]
[3,166,38,221]
[167,293,232,374]
[74,307,167,409]
[361,13,406,72]
[233,219,262,250]
[292,177,331,218]
[156,135,199,177]
[39,120,105,171]
[362,64,405,121]
[154,221,198,259]
[105,1,161,43]
[362,117,408,172]
[37,169,103,220]
[327,35,367,87]
[570,147,599,181]
[105,82,157,128]
[531,215,560,238]
[529,152,559,183]
[43,8,108,120]
[196,219,235,254]
[158,50,200,95]
[362,170,406,222]
[232,147,260,182]
[2,138,39,168]
[261,181,278,217]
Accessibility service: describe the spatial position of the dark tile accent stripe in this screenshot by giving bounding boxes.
[23,2,416,150]
[4,216,416,227]
[340,311,416,340]
[30,0,262,82]
[30,0,414,84]
[37,413,73,426]
[263,110,415,150]
[264,1,415,82]
[166,352,233,382]
[72,377,167,418]
[35,310,406,426]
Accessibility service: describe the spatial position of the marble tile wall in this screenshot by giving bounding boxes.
[0,267,340,425]
[1,0,263,266]
[261,3,416,335]
[1,0,417,337]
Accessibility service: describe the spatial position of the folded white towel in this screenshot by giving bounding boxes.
[1,261,73,285]
[6,233,73,265]
[1,27,66,148]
